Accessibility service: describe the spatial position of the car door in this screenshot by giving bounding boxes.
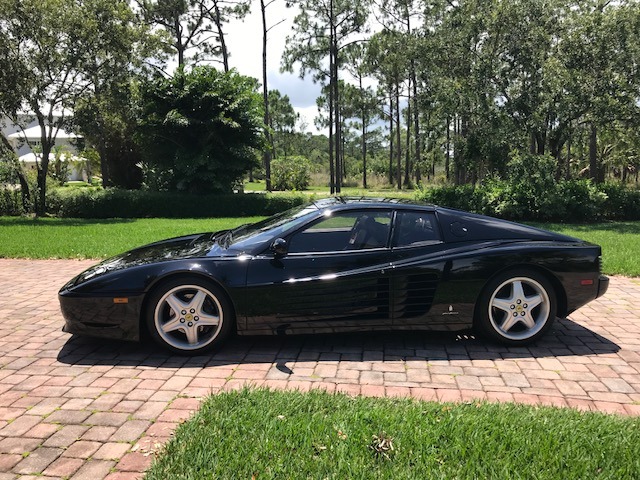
[389,210,453,328]
[243,210,393,334]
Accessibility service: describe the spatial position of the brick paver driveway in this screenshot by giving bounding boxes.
[1,259,640,479]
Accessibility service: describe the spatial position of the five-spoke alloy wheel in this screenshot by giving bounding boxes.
[477,270,557,345]
[146,277,233,355]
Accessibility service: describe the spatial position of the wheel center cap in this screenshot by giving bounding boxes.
[185,314,194,321]
[516,305,524,313]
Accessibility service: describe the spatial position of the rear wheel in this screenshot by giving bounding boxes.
[145,277,234,355]
[477,270,556,346]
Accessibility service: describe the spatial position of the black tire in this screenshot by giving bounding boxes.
[476,269,557,346]
[145,276,234,355]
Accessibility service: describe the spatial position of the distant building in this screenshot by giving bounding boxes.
[1,114,85,181]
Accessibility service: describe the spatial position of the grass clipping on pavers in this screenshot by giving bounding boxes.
[145,388,640,480]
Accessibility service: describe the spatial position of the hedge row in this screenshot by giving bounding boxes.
[2,180,639,221]
[416,180,640,222]
[0,188,308,218]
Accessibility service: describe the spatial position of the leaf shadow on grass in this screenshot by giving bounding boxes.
[56,317,619,369]
[532,221,640,235]
[0,217,137,228]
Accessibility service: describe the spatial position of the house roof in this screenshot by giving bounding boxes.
[19,152,81,163]
[7,125,80,140]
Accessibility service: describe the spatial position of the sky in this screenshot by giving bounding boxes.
[223,1,324,134]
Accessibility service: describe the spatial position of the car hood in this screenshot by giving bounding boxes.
[67,232,236,288]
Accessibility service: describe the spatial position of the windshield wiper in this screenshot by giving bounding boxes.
[213,224,251,248]
[210,230,231,247]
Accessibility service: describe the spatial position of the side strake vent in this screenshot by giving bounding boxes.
[393,273,439,319]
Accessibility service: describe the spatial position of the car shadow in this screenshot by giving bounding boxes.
[56,317,619,368]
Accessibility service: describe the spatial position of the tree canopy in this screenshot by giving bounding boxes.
[136,66,264,193]
[3,0,640,207]
[0,0,146,214]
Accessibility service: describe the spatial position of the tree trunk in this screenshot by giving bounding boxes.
[327,0,336,194]
[260,0,272,191]
[328,85,335,193]
[388,90,394,186]
[529,131,536,154]
[97,141,111,188]
[328,20,335,192]
[214,1,229,72]
[454,115,460,185]
[395,82,401,190]
[36,145,51,216]
[589,122,598,182]
[566,130,571,180]
[457,116,468,185]
[360,76,367,189]
[175,17,185,67]
[34,115,55,216]
[536,132,546,155]
[332,35,341,193]
[362,112,367,189]
[412,62,420,185]
[445,116,450,182]
[404,85,411,187]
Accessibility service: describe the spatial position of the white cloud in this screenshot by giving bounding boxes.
[225,1,328,133]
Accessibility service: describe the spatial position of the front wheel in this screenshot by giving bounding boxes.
[476,270,557,346]
[145,277,234,355]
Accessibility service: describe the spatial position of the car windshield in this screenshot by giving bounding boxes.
[224,203,320,251]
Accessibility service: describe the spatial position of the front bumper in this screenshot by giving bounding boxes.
[597,275,609,299]
[59,290,144,342]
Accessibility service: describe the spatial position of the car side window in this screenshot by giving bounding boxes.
[287,211,392,253]
[393,212,441,247]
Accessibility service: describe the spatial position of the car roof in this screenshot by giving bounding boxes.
[307,197,577,243]
[312,196,436,211]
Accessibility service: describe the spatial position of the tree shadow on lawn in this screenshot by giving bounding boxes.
[533,221,640,235]
[57,317,619,369]
[0,217,137,227]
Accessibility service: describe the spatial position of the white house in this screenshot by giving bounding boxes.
[1,115,85,181]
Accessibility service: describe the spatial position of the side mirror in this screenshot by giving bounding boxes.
[270,237,288,257]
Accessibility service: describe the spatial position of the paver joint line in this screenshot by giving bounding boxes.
[0,259,638,478]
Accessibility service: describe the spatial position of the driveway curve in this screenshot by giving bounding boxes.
[0,259,639,479]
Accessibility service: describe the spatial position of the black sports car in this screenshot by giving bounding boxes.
[59,197,609,355]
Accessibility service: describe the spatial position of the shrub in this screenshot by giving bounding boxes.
[271,156,312,191]
[489,152,561,220]
[416,184,479,211]
[555,180,608,222]
[0,188,24,216]
[415,180,640,222]
[599,182,640,220]
[44,188,308,218]
[136,67,264,193]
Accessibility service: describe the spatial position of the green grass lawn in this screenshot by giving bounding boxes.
[0,216,638,276]
[0,217,261,259]
[145,389,640,480]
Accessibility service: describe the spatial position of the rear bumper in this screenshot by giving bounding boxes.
[597,275,609,299]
